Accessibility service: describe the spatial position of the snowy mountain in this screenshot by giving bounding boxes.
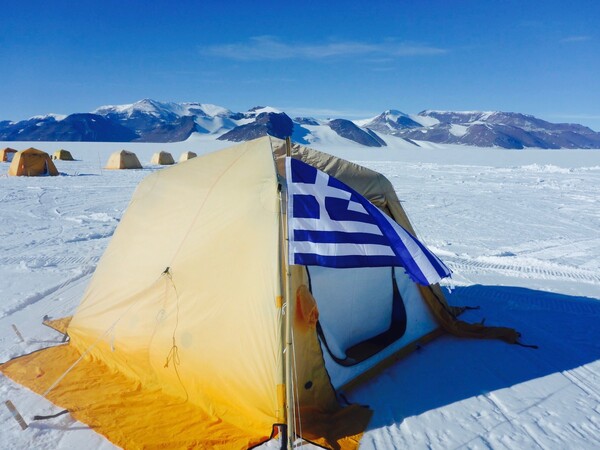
[93,99,236,141]
[327,119,387,147]
[359,109,423,134]
[0,113,137,142]
[1,100,600,149]
[217,110,294,142]
[396,111,600,149]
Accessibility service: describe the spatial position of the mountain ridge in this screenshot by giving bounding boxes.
[1,99,599,149]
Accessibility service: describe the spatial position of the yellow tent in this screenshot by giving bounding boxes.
[0,147,18,162]
[179,150,197,162]
[52,149,74,161]
[1,137,518,449]
[7,148,59,176]
[105,149,142,169]
[150,150,175,165]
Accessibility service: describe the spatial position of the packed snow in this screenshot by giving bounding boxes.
[1,135,599,449]
[449,124,469,137]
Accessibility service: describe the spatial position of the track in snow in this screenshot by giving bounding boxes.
[446,256,600,285]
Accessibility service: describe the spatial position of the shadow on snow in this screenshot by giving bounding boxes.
[349,284,600,428]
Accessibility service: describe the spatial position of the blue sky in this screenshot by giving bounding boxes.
[2,0,599,129]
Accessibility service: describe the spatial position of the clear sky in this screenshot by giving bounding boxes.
[2,0,599,130]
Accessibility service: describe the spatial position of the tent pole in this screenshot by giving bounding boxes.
[276,180,290,450]
[276,181,288,450]
[284,137,295,449]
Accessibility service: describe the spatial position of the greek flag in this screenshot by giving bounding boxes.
[286,157,451,286]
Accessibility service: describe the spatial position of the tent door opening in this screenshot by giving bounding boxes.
[307,266,407,367]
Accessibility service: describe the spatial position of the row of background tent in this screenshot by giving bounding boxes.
[106,150,197,169]
[1,147,198,176]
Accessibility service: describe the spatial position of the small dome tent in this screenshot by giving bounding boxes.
[150,151,175,165]
[105,150,142,170]
[0,137,518,450]
[52,149,74,161]
[8,148,59,176]
[179,151,197,162]
[0,147,18,162]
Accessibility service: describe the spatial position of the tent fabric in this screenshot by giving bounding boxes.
[179,151,197,162]
[70,138,283,435]
[272,140,519,344]
[43,316,72,334]
[309,266,394,359]
[52,149,74,161]
[316,265,440,389]
[1,334,370,450]
[150,151,175,165]
[105,150,142,169]
[0,136,517,449]
[7,148,59,177]
[0,147,18,162]
[0,345,272,449]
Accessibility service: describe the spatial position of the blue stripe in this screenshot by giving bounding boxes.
[325,197,378,224]
[294,253,401,268]
[293,230,389,245]
[290,158,317,183]
[288,158,451,285]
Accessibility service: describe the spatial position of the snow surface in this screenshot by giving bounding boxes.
[249,106,282,115]
[93,99,232,122]
[29,114,67,122]
[1,136,600,449]
[449,124,469,137]
[410,113,440,127]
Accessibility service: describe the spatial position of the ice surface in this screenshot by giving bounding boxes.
[1,136,599,449]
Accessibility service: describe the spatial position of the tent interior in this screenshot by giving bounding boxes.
[309,266,439,389]
[1,147,18,162]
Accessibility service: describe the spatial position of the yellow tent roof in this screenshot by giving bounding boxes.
[105,149,142,169]
[150,151,175,165]
[53,149,74,160]
[179,151,197,162]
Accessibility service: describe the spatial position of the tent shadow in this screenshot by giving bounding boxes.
[27,422,91,431]
[348,284,600,429]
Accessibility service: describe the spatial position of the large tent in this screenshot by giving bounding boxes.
[52,149,74,161]
[150,151,175,165]
[105,149,142,170]
[1,137,517,449]
[0,147,18,162]
[7,148,59,177]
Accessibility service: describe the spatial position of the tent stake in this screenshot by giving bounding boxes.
[5,400,28,430]
[11,324,25,343]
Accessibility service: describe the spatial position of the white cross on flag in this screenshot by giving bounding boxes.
[286,157,451,286]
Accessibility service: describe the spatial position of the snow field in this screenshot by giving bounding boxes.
[0,139,599,449]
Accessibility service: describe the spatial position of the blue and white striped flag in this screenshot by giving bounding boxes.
[286,157,451,286]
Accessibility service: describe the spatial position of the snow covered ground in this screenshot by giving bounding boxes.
[1,136,599,449]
